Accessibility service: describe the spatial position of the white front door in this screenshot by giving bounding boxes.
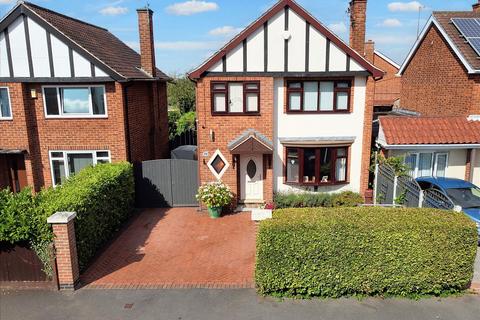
[240,154,263,201]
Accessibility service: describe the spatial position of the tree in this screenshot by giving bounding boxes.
[168,76,196,113]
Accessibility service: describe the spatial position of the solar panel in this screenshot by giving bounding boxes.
[451,18,480,56]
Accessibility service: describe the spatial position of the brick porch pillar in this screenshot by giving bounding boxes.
[47,212,79,290]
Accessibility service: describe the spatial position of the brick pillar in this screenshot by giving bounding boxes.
[349,0,367,55]
[137,8,156,77]
[47,212,79,290]
[473,1,480,13]
[365,40,375,63]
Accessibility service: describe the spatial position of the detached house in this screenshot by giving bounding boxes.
[378,1,480,186]
[0,1,169,192]
[189,0,383,205]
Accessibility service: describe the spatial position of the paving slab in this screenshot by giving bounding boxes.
[80,208,256,289]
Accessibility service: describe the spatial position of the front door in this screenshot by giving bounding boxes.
[240,154,263,202]
[5,155,28,193]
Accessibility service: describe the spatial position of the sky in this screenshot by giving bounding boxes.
[0,0,476,75]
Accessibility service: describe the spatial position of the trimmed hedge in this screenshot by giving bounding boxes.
[274,191,364,209]
[256,207,477,298]
[39,162,134,271]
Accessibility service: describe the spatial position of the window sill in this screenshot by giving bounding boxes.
[285,110,351,114]
[0,118,13,121]
[284,181,349,187]
[211,113,261,116]
[45,115,108,119]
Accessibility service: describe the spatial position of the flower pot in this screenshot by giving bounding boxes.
[208,206,222,219]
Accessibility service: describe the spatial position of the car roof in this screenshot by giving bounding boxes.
[416,177,477,189]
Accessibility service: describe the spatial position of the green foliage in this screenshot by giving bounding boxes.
[274,191,364,209]
[196,181,234,208]
[176,111,196,136]
[39,162,134,271]
[373,153,410,177]
[256,207,478,298]
[168,109,182,140]
[168,76,196,114]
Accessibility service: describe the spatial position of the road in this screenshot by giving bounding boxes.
[1,289,480,320]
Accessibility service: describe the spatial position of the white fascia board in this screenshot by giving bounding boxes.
[398,16,477,76]
[380,144,480,150]
[374,50,400,70]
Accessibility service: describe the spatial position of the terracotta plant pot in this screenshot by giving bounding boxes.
[208,206,222,219]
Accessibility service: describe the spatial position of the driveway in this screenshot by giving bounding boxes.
[80,208,256,289]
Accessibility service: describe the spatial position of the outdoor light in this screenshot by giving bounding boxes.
[30,88,37,99]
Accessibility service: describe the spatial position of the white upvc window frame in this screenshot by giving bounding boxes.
[49,150,111,186]
[0,86,13,120]
[42,85,108,119]
[405,151,449,178]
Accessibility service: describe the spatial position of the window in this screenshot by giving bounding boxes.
[404,152,448,178]
[49,150,111,186]
[0,87,12,119]
[43,86,107,118]
[285,147,349,185]
[212,81,260,114]
[287,80,351,112]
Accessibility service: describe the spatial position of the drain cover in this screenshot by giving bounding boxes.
[124,303,134,309]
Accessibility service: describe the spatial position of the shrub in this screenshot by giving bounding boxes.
[196,181,233,208]
[256,207,477,298]
[274,191,364,209]
[39,162,134,271]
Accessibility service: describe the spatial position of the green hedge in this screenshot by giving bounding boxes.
[256,207,477,298]
[39,162,134,271]
[274,191,364,209]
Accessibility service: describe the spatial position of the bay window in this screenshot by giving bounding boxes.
[50,150,111,186]
[43,85,107,118]
[285,147,349,185]
[404,152,448,178]
[0,87,12,120]
[287,80,351,112]
[212,81,260,114]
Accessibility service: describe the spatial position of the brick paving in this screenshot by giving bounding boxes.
[80,208,256,289]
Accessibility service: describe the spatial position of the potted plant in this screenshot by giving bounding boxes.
[196,181,233,219]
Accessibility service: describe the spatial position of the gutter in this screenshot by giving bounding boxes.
[379,143,480,150]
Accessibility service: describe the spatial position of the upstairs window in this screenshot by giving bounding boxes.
[287,80,351,113]
[43,86,107,118]
[285,147,349,185]
[0,87,12,120]
[212,81,260,114]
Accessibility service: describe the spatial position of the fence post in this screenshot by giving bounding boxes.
[47,212,79,290]
[418,190,424,208]
[392,175,398,205]
[373,152,379,205]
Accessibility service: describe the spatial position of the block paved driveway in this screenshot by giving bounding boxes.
[80,208,256,289]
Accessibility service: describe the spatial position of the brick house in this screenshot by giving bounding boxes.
[377,1,480,186]
[188,0,383,206]
[0,1,169,192]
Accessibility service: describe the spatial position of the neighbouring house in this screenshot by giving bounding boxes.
[377,116,480,186]
[188,0,383,206]
[377,1,480,185]
[0,1,170,192]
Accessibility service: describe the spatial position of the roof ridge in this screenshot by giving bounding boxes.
[23,1,109,32]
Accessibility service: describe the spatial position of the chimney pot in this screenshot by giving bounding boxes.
[349,0,367,55]
[137,8,156,77]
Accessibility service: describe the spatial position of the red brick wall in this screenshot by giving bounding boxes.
[196,77,274,204]
[349,0,367,55]
[360,76,375,195]
[125,81,169,162]
[401,25,480,116]
[372,53,401,106]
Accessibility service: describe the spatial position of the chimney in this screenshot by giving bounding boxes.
[365,40,375,63]
[349,0,367,55]
[137,8,156,77]
[473,1,480,13]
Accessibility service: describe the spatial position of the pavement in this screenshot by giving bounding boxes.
[473,249,480,292]
[1,289,480,320]
[80,208,256,289]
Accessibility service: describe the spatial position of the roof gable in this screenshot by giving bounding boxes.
[399,12,480,75]
[189,0,383,79]
[0,1,169,81]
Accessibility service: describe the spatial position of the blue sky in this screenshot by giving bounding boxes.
[0,0,476,75]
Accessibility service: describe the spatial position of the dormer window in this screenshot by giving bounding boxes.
[43,85,107,118]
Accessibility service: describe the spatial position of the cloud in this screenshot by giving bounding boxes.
[380,18,402,27]
[166,1,219,16]
[0,0,15,4]
[99,6,128,16]
[327,22,347,34]
[208,26,243,37]
[156,41,224,51]
[388,1,424,12]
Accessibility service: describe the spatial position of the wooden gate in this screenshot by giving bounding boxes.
[135,159,199,208]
